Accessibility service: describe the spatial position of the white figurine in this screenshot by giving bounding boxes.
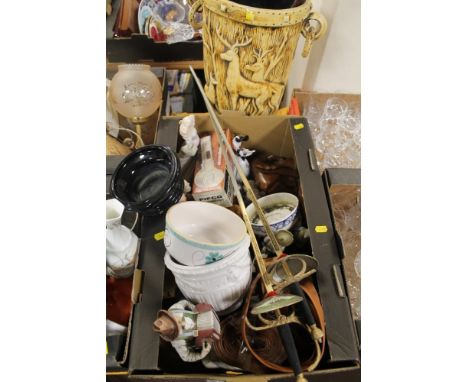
[179,115,200,158]
[232,135,255,182]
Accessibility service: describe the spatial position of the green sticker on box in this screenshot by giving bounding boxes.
[154,231,165,241]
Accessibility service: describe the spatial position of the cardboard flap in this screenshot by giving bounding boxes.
[128,215,167,372]
[323,168,361,261]
[161,113,296,160]
[218,109,248,117]
[323,168,361,349]
[289,118,360,363]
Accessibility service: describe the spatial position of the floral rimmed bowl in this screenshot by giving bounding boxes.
[164,201,248,266]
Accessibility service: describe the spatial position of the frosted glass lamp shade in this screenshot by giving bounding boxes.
[109,64,162,120]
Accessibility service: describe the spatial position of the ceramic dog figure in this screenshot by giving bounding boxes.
[232,135,255,182]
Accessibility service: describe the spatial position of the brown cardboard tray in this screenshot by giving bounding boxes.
[120,114,360,381]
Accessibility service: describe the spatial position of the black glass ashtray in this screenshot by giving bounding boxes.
[111,145,184,216]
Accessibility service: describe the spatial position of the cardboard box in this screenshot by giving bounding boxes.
[285,118,360,364]
[292,90,360,116]
[192,129,234,206]
[107,367,361,382]
[291,90,361,172]
[323,168,361,346]
[120,114,360,381]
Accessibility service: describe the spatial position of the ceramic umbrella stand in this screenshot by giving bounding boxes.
[189,0,327,115]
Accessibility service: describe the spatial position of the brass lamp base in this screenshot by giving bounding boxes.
[129,116,150,148]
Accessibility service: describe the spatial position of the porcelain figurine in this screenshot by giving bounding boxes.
[232,135,255,182]
[179,115,200,158]
[153,300,220,362]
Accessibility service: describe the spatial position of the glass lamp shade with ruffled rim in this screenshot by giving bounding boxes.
[109,64,162,120]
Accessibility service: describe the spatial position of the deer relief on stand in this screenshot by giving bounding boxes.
[245,48,272,82]
[216,27,282,115]
[204,72,218,105]
[246,47,286,113]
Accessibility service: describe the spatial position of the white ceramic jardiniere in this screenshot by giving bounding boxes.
[164,234,252,312]
[164,201,247,266]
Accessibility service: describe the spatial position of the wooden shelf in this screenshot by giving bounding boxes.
[107,60,204,71]
[106,35,203,66]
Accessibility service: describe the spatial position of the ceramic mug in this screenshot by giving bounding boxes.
[164,201,247,266]
[106,199,125,229]
[106,199,139,278]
